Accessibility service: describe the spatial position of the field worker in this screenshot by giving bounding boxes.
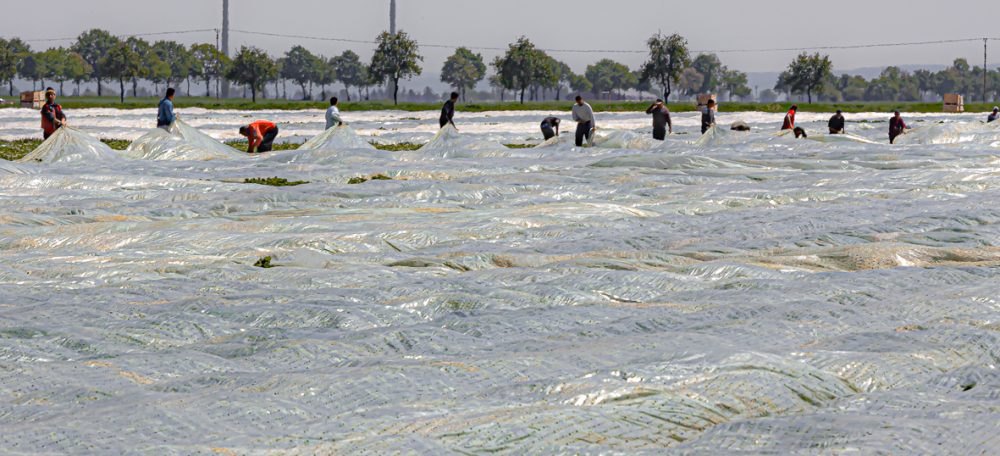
[701,99,717,134]
[540,116,561,140]
[645,98,672,140]
[157,88,176,131]
[828,109,846,134]
[989,107,999,123]
[439,92,459,129]
[239,120,280,153]
[572,95,596,147]
[889,111,908,144]
[794,127,808,139]
[326,97,342,129]
[40,88,67,140]
[782,104,798,131]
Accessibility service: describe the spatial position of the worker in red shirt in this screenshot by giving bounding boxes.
[239,120,279,153]
[781,105,798,131]
[40,88,67,140]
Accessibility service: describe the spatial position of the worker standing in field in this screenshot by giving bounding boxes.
[326,97,342,129]
[828,110,846,134]
[889,111,908,144]
[645,98,672,140]
[782,104,798,131]
[701,99,717,134]
[540,116,561,140]
[439,92,459,129]
[988,107,999,123]
[40,88,67,140]
[572,95,596,147]
[157,88,176,131]
[239,120,280,153]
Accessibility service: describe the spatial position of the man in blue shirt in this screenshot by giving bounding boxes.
[157,88,176,130]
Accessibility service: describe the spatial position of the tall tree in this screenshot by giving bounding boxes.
[225,46,278,103]
[721,69,751,101]
[152,40,192,90]
[691,54,726,94]
[0,38,32,95]
[189,43,229,98]
[62,51,91,95]
[552,60,574,101]
[494,37,548,104]
[640,33,690,103]
[779,52,833,103]
[312,56,336,100]
[369,30,423,104]
[332,50,365,101]
[123,38,155,97]
[282,46,322,100]
[18,53,44,90]
[585,59,635,99]
[441,47,486,102]
[71,29,119,96]
[100,40,144,103]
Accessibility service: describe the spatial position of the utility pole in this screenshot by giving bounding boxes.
[387,0,397,100]
[222,0,230,98]
[985,38,989,104]
[390,0,397,35]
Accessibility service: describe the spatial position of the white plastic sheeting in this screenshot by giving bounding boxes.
[2,109,1000,454]
[420,124,506,151]
[17,126,121,164]
[124,119,245,161]
[300,125,376,151]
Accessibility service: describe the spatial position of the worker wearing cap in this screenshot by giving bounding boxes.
[989,107,1000,123]
[40,89,67,140]
[645,98,672,140]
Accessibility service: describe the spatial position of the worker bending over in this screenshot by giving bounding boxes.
[239,120,280,153]
[540,116,561,140]
[828,110,845,134]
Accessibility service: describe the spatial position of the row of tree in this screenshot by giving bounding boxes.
[5,29,997,105]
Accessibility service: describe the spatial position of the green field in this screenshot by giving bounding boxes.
[2,96,994,114]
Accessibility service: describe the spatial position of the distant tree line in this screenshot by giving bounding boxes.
[1,30,994,105]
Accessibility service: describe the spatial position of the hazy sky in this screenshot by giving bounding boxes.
[5,0,1000,74]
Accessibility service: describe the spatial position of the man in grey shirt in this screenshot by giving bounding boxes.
[572,95,596,147]
[701,99,717,134]
[646,99,672,140]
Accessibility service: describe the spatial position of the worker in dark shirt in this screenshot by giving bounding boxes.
[989,107,999,123]
[439,92,459,129]
[701,100,717,134]
[40,88,67,140]
[540,117,561,140]
[889,111,908,144]
[828,110,846,134]
[645,99,672,140]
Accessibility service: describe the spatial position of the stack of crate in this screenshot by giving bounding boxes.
[943,94,964,113]
[20,91,45,109]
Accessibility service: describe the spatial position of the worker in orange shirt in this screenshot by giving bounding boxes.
[238,120,279,153]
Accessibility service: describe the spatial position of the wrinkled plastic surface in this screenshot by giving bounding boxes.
[1,108,1000,454]
[124,119,245,161]
[300,125,375,151]
[17,126,121,164]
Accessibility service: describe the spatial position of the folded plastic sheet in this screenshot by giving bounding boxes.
[299,125,376,151]
[896,120,1000,145]
[17,126,122,164]
[1,109,999,454]
[123,119,245,160]
[420,124,506,151]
